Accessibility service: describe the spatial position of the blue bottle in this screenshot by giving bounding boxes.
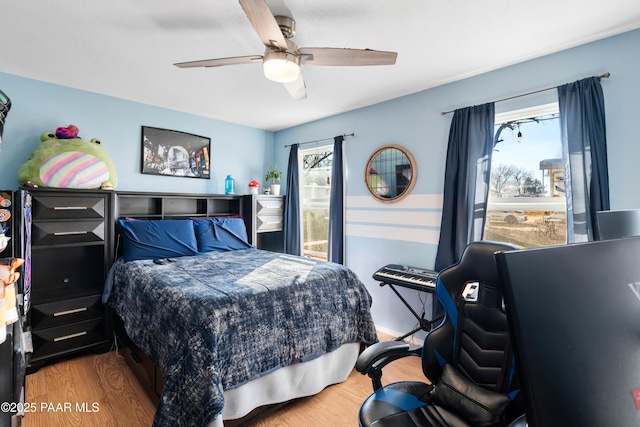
[224,175,235,195]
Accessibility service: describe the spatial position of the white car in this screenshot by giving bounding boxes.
[486,210,528,224]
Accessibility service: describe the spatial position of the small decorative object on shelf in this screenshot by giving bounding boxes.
[248,180,260,195]
[265,165,282,196]
[0,258,24,341]
[225,175,235,195]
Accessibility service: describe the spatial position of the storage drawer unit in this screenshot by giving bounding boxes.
[242,194,284,252]
[23,188,114,372]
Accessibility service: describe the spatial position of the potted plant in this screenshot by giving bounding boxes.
[265,165,282,195]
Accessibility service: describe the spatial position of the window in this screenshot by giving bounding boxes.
[300,145,333,259]
[483,103,567,248]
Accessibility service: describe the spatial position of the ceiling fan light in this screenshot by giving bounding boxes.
[263,51,300,83]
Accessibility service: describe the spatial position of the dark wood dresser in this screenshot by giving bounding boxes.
[23,188,114,372]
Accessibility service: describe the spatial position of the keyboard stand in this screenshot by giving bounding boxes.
[380,282,441,341]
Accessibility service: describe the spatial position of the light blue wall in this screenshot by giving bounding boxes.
[1,30,638,338]
[273,29,640,339]
[0,72,273,194]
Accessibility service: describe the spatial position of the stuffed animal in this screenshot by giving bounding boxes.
[17,127,118,189]
[0,257,23,339]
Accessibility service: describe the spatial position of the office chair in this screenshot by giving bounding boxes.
[596,209,640,240]
[356,241,524,427]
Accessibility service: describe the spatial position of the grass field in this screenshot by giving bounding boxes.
[484,212,566,248]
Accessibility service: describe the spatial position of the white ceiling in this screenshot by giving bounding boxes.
[2,1,640,131]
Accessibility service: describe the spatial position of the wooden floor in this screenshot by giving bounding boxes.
[24,349,157,427]
[23,333,424,427]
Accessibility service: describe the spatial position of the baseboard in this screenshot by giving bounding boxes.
[375,324,424,346]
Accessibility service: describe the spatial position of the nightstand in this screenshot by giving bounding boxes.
[242,194,284,252]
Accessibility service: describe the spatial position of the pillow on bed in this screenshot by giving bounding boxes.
[119,219,199,262]
[193,217,253,252]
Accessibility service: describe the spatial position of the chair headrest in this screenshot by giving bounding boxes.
[439,241,518,294]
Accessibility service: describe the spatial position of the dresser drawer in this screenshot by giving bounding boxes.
[256,214,283,233]
[30,318,106,362]
[31,220,104,246]
[31,294,104,330]
[255,196,284,216]
[32,196,105,220]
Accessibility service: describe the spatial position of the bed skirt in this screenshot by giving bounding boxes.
[215,342,360,425]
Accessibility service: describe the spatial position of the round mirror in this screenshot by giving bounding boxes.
[365,144,417,202]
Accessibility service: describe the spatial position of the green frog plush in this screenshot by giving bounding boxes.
[17,127,118,189]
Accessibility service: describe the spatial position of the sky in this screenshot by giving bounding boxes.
[492,115,562,192]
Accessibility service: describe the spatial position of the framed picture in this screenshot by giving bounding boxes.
[141,126,211,179]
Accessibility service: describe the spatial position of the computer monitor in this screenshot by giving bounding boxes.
[495,238,640,427]
[596,209,640,240]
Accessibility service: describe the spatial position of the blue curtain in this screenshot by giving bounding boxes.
[434,103,495,271]
[328,136,344,264]
[284,143,301,255]
[558,77,610,242]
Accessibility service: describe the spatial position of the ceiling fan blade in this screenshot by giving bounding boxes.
[299,48,397,66]
[239,0,288,50]
[283,73,307,100]
[174,55,263,68]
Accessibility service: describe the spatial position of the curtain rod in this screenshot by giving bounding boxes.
[440,72,611,116]
[284,133,354,148]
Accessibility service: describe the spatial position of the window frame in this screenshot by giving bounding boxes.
[485,102,567,248]
[298,143,334,259]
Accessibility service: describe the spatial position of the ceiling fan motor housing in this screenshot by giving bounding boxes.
[275,16,295,39]
[263,47,300,66]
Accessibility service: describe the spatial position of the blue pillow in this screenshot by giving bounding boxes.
[193,217,253,252]
[119,219,199,262]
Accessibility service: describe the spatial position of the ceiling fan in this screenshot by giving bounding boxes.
[174,0,398,100]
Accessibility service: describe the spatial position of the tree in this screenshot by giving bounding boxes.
[512,167,535,196]
[303,151,332,170]
[490,164,517,197]
[491,164,542,197]
[303,151,333,186]
[523,177,546,196]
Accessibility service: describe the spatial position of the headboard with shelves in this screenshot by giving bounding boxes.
[113,191,247,258]
[115,191,243,219]
[113,191,284,254]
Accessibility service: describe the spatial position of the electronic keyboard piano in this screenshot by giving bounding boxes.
[373,264,440,340]
[373,264,438,292]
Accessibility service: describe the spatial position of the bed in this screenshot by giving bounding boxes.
[103,210,378,427]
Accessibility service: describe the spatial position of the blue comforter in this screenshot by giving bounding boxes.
[105,248,377,427]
